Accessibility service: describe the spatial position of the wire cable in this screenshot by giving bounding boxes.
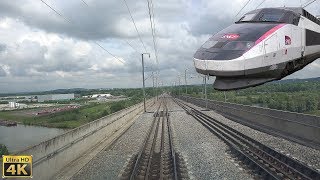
[94,42,125,63]
[303,0,317,7]
[39,0,72,23]
[147,0,160,94]
[39,0,125,64]
[123,0,148,53]
[150,0,158,66]
[124,40,141,54]
[255,0,267,9]
[234,0,253,18]
[79,0,142,59]
[146,0,159,68]
[81,0,89,7]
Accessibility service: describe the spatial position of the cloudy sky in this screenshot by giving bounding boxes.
[0,0,319,93]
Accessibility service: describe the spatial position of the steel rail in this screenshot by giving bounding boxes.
[129,97,179,179]
[174,98,320,180]
[130,100,162,180]
[166,99,179,180]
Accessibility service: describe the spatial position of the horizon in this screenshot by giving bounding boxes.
[1,76,319,95]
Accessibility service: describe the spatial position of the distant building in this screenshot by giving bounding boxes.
[37,93,75,102]
[8,102,19,108]
[91,94,112,98]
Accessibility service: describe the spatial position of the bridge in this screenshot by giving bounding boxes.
[1,95,319,179]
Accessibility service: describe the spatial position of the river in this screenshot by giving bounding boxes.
[0,124,67,153]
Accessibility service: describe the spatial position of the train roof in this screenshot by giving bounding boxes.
[247,7,302,15]
[239,7,320,26]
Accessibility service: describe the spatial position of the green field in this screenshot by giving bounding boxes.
[0,97,142,128]
[0,87,159,128]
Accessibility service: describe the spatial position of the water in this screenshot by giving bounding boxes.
[0,124,67,153]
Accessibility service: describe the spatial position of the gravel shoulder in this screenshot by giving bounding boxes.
[168,99,253,179]
[71,97,320,180]
[182,98,320,171]
[71,102,158,180]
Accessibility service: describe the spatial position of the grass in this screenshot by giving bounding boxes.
[305,110,320,116]
[0,98,141,129]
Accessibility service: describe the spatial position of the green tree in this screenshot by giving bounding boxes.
[0,144,9,156]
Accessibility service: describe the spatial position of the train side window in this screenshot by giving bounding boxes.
[292,15,300,25]
[238,13,256,22]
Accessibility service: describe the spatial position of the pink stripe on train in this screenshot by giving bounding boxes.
[255,24,286,45]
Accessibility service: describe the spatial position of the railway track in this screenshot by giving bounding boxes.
[174,98,320,180]
[120,97,188,180]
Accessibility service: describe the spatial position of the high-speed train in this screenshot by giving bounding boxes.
[193,7,320,90]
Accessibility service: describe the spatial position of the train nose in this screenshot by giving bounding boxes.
[193,40,254,76]
[194,56,245,76]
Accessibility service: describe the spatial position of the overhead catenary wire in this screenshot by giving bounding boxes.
[147,0,159,85]
[255,0,267,9]
[146,0,159,68]
[123,0,148,53]
[78,0,157,80]
[78,0,152,63]
[303,0,317,7]
[39,0,125,64]
[39,0,71,23]
[94,42,125,63]
[81,0,89,7]
[150,0,159,70]
[146,0,160,97]
[150,0,157,42]
[124,39,141,54]
[234,0,253,18]
[77,0,142,62]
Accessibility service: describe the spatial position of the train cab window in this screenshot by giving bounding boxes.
[258,12,284,22]
[239,13,256,22]
[222,41,254,51]
[202,40,225,49]
[202,40,219,49]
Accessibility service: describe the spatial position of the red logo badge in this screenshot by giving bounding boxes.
[221,34,240,40]
[285,36,291,45]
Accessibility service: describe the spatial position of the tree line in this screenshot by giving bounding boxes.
[170,81,320,115]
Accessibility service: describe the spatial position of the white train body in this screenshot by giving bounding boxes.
[194,7,320,90]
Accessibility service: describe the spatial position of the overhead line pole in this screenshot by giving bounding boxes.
[185,69,188,94]
[204,75,208,110]
[152,71,155,104]
[141,53,150,112]
[178,75,181,96]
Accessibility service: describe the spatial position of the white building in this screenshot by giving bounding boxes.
[37,93,75,102]
[91,94,112,98]
[8,102,19,108]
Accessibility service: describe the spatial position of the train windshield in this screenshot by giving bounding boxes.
[222,41,254,51]
[201,40,225,49]
[202,40,219,49]
[258,12,284,22]
[239,13,256,21]
[238,9,286,23]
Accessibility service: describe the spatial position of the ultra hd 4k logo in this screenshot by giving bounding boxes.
[2,155,32,178]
